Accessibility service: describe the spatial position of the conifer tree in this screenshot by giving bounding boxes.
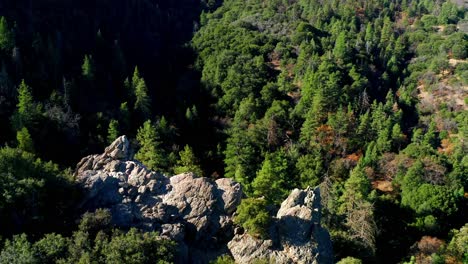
[124,77,132,97]
[333,32,348,63]
[174,145,203,176]
[13,80,40,129]
[81,55,95,80]
[423,121,438,148]
[300,89,327,144]
[224,98,261,190]
[252,150,290,204]
[185,107,193,122]
[17,80,34,116]
[107,120,119,144]
[364,23,374,51]
[129,67,151,117]
[132,66,141,89]
[340,162,376,253]
[0,17,14,52]
[341,163,371,203]
[135,120,165,171]
[391,124,405,150]
[17,127,34,153]
[119,102,130,132]
[134,79,151,117]
[296,153,323,188]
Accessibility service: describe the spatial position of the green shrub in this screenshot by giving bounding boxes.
[337,257,363,264]
[211,255,236,264]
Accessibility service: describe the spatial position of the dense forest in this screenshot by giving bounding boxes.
[0,0,467,263]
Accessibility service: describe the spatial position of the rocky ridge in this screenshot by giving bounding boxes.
[75,136,332,263]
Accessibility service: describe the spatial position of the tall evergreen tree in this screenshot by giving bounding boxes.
[340,162,376,253]
[252,150,290,204]
[16,127,34,153]
[174,145,203,176]
[12,80,40,129]
[119,102,130,132]
[0,17,14,52]
[300,89,327,144]
[333,32,349,63]
[107,120,119,144]
[132,66,141,90]
[135,120,165,172]
[134,79,151,117]
[129,67,151,117]
[81,55,95,80]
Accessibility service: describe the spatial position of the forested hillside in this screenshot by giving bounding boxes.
[0,0,467,263]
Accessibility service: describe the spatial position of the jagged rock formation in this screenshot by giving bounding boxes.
[75,136,332,263]
[228,188,333,264]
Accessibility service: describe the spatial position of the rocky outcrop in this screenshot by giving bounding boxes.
[228,187,333,264]
[75,136,242,263]
[75,136,332,263]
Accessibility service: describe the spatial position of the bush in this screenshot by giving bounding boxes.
[0,147,76,237]
[211,255,236,264]
[447,224,468,262]
[337,257,363,264]
[452,43,467,59]
[33,233,68,263]
[0,234,36,264]
[78,209,112,235]
[102,228,175,264]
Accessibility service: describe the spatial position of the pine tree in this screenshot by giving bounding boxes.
[345,198,377,253]
[173,145,203,176]
[252,150,290,204]
[300,89,327,144]
[357,110,373,142]
[333,32,349,63]
[123,78,133,99]
[157,116,169,137]
[119,102,130,132]
[82,55,95,80]
[185,107,193,122]
[364,23,374,48]
[134,79,151,117]
[423,121,438,148]
[0,17,14,52]
[340,162,376,253]
[13,80,40,129]
[296,153,323,188]
[17,127,34,153]
[135,120,165,171]
[224,98,261,190]
[132,66,141,89]
[379,17,393,50]
[129,67,151,117]
[107,120,119,144]
[391,123,405,150]
[375,119,392,153]
[340,162,371,209]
